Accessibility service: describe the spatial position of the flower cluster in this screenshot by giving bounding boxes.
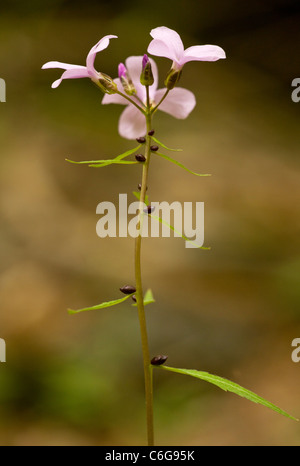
[42,26,226,139]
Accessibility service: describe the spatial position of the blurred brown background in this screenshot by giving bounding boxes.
[0,0,300,446]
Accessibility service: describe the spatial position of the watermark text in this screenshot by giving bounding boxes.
[96,194,204,248]
[0,78,6,102]
[0,338,6,362]
[291,338,300,363]
[291,78,300,103]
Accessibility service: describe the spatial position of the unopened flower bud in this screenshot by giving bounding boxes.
[164,68,182,90]
[151,355,168,366]
[96,73,118,94]
[120,285,136,295]
[118,63,136,96]
[140,54,154,87]
[135,154,146,162]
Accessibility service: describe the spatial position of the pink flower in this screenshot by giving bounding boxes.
[102,56,196,139]
[42,35,117,88]
[147,26,226,71]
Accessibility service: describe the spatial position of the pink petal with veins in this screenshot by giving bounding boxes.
[182,45,226,64]
[86,35,118,72]
[118,105,147,140]
[147,26,226,68]
[154,87,196,119]
[148,26,184,64]
[42,61,86,70]
[51,67,91,88]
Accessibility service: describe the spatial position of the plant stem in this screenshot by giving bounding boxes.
[151,89,170,115]
[135,91,154,446]
[115,90,146,114]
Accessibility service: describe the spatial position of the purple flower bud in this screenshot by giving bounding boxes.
[142,54,149,70]
[118,63,136,96]
[141,54,154,86]
[118,63,127,79]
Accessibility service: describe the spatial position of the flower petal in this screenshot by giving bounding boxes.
[118,105,147,140]
[154,87,196,119]
[148,26,184,63]
[182,45,226,64]
[51,67,90,88]
[102,78,129,105]
[125,56,158,103]
[42,61,86,70]
[86,35,118,72]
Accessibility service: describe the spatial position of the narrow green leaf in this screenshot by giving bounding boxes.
[154,152,210,177]
[66,145,141,166]
[149,214,210,250]
[158,366,298,421]
[144,288,155,305]
[151,136,182,152]
[132,191,149,206]
[68,293,133,315]
[132,289,155,307]
[88,160,138,167]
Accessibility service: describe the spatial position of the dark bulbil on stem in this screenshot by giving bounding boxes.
[148,130,155,136]
[138,183,148,191]
[120,285,136,294]
[136,136,146,144]
[151,355,168,366]
[144,206,155,214]
[135,154,146,162]
[150,145,159,152]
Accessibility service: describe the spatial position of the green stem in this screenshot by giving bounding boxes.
[115,90,146,114]
[135,88,154,446]
[151,89,170,115]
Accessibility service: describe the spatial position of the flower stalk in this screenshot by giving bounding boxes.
[134,93,154,446]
